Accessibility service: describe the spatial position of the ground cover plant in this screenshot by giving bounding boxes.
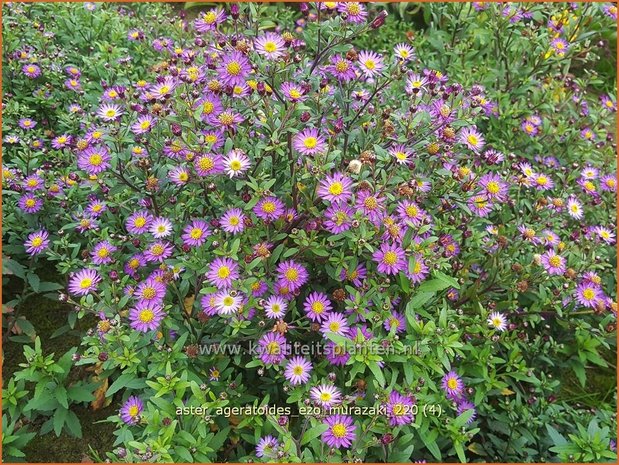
[1,2,617,463]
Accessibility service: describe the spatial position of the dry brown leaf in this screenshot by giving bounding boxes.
[90,377,111,411]
[184,294,195,316]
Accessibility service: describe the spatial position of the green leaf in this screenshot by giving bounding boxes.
[367,361,385,387]
[301,423,329,445]
[53,407,68,436]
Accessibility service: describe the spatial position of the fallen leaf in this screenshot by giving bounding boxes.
[90,377,110,411]
[184,294,195,316]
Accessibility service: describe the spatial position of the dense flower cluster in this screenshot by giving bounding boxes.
[2,2,616,463]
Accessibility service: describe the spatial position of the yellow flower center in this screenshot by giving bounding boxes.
[320,392,332,402]
[328,182,343,196]
[347,3,360,15]
[332,423,347,438]
[293,365,303,375]
[151,244,164,256]
[582,288,595,301]
[142,287,156,299]
[329,321,341,332]
[217,266,231,279]
[266,341,280,355]
[383,251,398,265]
[223,296,234,306]
[303,137,317,149]
[289,89,301,99]
[230,160,242,171]
[199,157,214,171]
[97,248,109,258]
[204,11,216,23]
[89,154,103,166]
[549,256,561,267]
[229,216,240,226]
[393,403,405,416]
[312,302,324,314]
[486,181,500,194]
[140,120,151,130]
[364,196,378,210]
[285,268,299,281]
[190,228,203,239]
[364,59,375,70]
[226,61,242,76]
[467,134,479,146]
[264,41,277,53]
[25,199,36,207]
[447,378,458,390]
[262,201,276,214]
[79,278,93,289]
[219,113,234,125]
[335,60,349,73]
[31,237,43,247]
[128,405,139,417]
[139,309,154,323]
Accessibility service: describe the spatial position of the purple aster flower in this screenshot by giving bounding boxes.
[357,50,384,78]
[144,241,173,263]
[194,153,223,177]
[254,196,285,222]
[264,295,288,319]
[22,174,44,191]
[325,341,350,366]
[209,109,244,130]
[22,63,41,78]
[206,257,239,289]
[532,172,554,190]
[18,193,43,213]
[468,194,493,217]
[276,260,308,292]
[551,37,569,56]
[385,391,415,426]
[18,118,36,130]
[384,311,406,333]
[217,50,251,87]
[194,8,227,32]
[256,435,279,458]
[24,230,49,255]
[355,190,386,225]
[214,289,244,315]
[303,292,333,322]
[321,415,356,449]
[442,371,464,400]
[372,243,406,275]
[337,2,367,23]
[220,208,246,234]
[456,399,477,424]
[195,93,223,121]
[540,251,565,275]
[459,127,485,152]
[68,269,101,296]
[149,217,174,239]
[326,55,357,81]
[310,384,342,408]
[257,332,289,365]
[134,278,167,304]
[77,146,111,175]
[340,264,367,287]
[323,203,354,234]
[395,43,416,61]
[131,115,156,135]
[397,200,426,226]
[280,82,307,102]
[129,301,165,332]
[126,211,153,235]
[51,134,72,150]
[96,102,124,121]
[119,396,143,425]
[255,32,286,59]
[150,77,177,100]
[182,220,210,247]
[594,226,616,245]
[91,241,117,265]
[293,128,327,156]
[478,173,509,201]
[320,312,350,337]
[124,254,146,278]
[169,166,190,186]
[389,144,413,165]
[318,172,353,203]
[284,356,312,385]
[600,94,616,112]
